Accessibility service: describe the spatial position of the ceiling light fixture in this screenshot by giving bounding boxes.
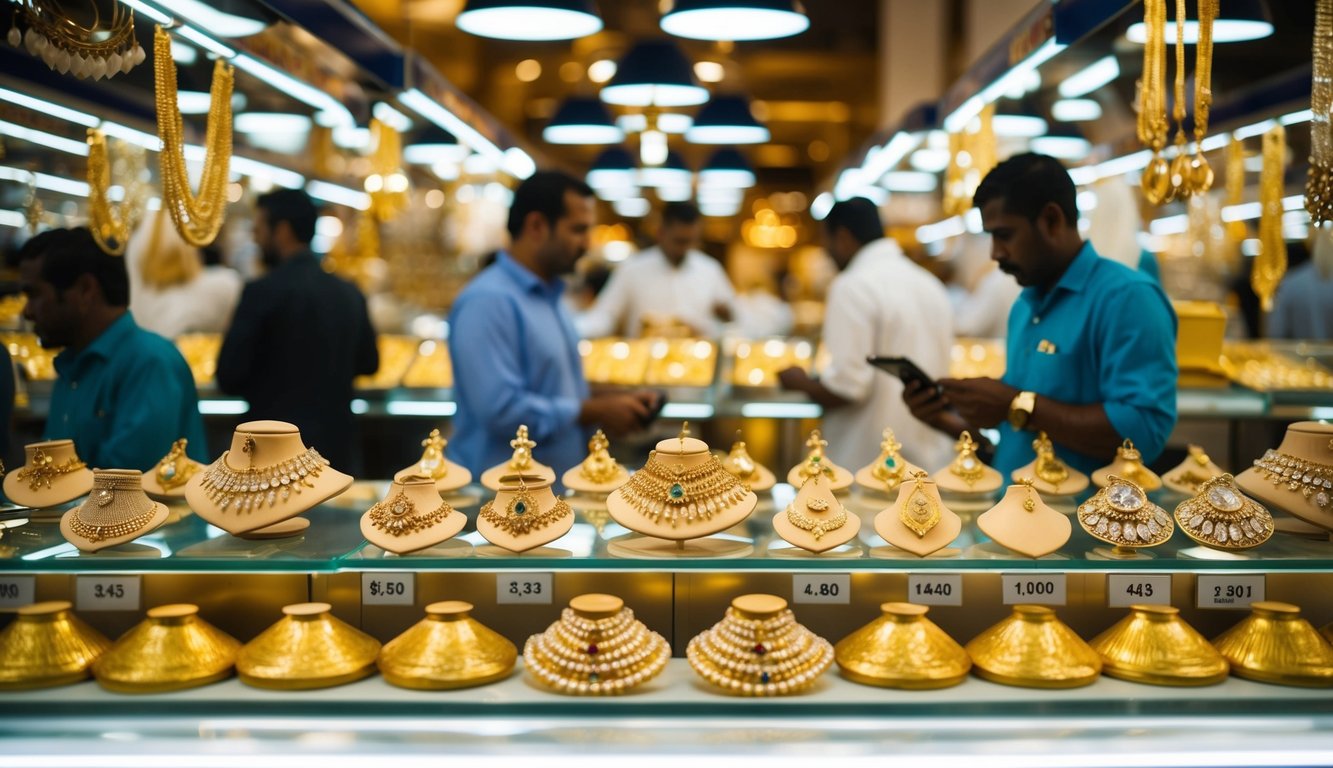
[456,0,603,41]
[660,0,809,41]
[617,113,693,134]
[991,111,1048,138]
[1126,0,1273,44]
[684,94,769,144]
[699,148,756,188]
[638,150,692,188]
[543,97,624,144]
[1058,55,1119,98]
[587,147,637,189]
[613,197,651,217]
[1051,98,1102,122]
[600,40,710,108]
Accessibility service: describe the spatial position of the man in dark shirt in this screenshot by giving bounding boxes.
[217,189,378,473]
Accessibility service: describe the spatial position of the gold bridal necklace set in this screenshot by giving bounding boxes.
[198,435,328,512]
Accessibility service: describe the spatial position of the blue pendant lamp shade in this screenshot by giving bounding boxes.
[587,147,638,189]
[638,150,692,188]
[402,126,469,165]
[685,95,769,144]
[456,0,603,41]
[599,40,711,108]
[1126,0,1272,44]
[699,148,755,188]
[660,0,809,41]
[544,97,625,144]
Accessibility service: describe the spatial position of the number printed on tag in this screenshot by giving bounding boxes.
[1197,574,1265,609]
[361,572,415,606]
[792,573,850,604]
[1001,573,1067,605]
[0,575,35,609]
[75,575,140,612]
[1107,574,1171,607]
[498,572,553,604]
[907,573,963,606]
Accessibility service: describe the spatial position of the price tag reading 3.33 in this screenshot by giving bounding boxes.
[498,572,553,605]
[908,573,963,607]
[792,573,850,605]
[1197,574,1265,609]
[361,572,415,606]
[75,575,140,612]
[1107,574,1172,607]
[1001,573,1067,606]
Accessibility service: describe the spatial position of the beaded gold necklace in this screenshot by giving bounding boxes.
[479,476,571,536]
[16,447,86,491]
[69,472,156,542]
[618,450,748,527]
[198,437,327,513]
[368,488,452,536]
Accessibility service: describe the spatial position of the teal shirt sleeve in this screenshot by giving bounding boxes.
[1094,280,1178,463]
[98,352,205,471]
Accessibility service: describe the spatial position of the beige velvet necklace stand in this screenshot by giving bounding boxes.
[360,475,466,555]
[4,440,94,510]
[607,435,757,558]
[394,429,471,494]
[931,433,1003,497]
[719,437,776,493]
[481,425,556,492]
[976,482,1071,559]
[561,430,630,495]
[60,469,169,553]
[1009,432,1089,497]
[141,438,204,502]
[785,430,853,492]
[873,473,962,558]
[1236,421,1333,535]
[185,421,353,538]
[773,473,860,554]
[854,429,925,499]
[1162,444,1227,496]
[476,474,574,554]
[1092,439,1163,491]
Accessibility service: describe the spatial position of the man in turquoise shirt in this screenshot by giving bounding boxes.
[19,227,208,472]
[906,153,1177,475]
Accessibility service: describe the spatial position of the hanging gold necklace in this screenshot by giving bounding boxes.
[1225,136,1247,243]
[85,129,143,256]
[1165,0,1190,201]
[154,25,233,247]
[15,447,86,491]
[1309,0,1333,225]
[1138,0,1171,204]
[1252,125,1287,311]
[9,0,144,79]
[1185,0,1217,195]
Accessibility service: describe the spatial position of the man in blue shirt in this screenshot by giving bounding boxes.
[905,153,1177,475]
[448,171,661,475]
[19,227,207,472]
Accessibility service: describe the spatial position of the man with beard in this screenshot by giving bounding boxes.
[217,188,378,473]
[19,227,207,470]
[904,153,1177,475]
[448,171,661,476]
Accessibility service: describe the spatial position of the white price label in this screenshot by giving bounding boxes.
[75,575,140,612]
[1197,574,1265,609]
[907,573,963,606]
[0,575,35,609]
[1107,574,1172,607]
[361,572,415,606]
[498,573,553,604]
[792,573,850,604]
[1002,573,1067,606]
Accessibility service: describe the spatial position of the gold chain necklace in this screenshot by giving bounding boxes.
[15,447,86,491]
[1310,0,1333,225]
[1138,0,1171,204]
[368,488,452,536]
[1184,0,1217,195]
[617,451,748,526]
[1252,125,1287,311]
[153,438,198,492]
[1252,449,1333,510]
[785,494,846,541]
[85,129,144,256]
[479,479,570,536]
[198,437,327,513]
[70,472,156,542]
[154,25,232,247]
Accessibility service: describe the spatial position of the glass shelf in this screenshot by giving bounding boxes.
[3,482,1331,574]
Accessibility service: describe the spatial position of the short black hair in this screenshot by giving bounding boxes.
[18,227,130,306]
[507,170,594,240]
[823,198,883,245]
[257,187,318,244]
[662,201,700,227]
[972,152,1078,225]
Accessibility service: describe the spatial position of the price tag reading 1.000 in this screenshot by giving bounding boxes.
[1197,574,1265,609]
[498,572,553,605]
[907,573,963,607]
[792,573,850,605]
[1001,573,1067,606]
[1106,574,1172,607]
[361,572,415,606]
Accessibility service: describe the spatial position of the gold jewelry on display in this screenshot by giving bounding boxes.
[367,118,409,222]
[577,430,624,485]
[10,0,144,79]
[1252,449,1333,511]
[1165,0,1189,202]
[1252,124,1287,311]
[1019,478,1037,512]
[1166,445,1216,493]
[416,429,450,480]
[478,475,571,536]
[154,25,232,248]
[1174,473,1273,550]
[795,429,835,483]
[722,438,758,482]
[69,472,157,542]
[198,438,328,513]
[1078,475,1173,547]
[505,425,537,471]
[900,471,940,538]
[1185,0,1217,195]
[15,447,86,491]
[871,428,908,490]
[784,490,846,541]
[368,488,452,537]
[1031,432,1069,487]
[154,439,197,492]
[523,596,670,696]
[1226,136,1248,243]
[687,595,834,696]
[85,129,145,256]
[618,450,748,526]
[1138,0,1171,204]
[1309,0,1333,225]
[1108,439,1162,491]
[948,432,985,487]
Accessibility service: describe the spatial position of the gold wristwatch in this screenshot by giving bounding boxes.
[1008,390,1036,431]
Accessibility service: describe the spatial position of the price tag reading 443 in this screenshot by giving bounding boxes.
[1106,574,1172,607]
[75,575,140,612]
[792,573,850,605]
[1002,573,1067,606]
[1197,574,1265,609]
[361,572,415,606]
[498,572,553,605]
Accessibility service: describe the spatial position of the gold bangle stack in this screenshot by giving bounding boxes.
[687,595,833,696]
[1310,0,1333,225]
[1252,124,1287,312]
[523,598,670,695]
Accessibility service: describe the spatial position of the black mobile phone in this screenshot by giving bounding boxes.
[642,389,669,425]
[867,356,939,393]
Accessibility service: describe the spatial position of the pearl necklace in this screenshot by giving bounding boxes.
[523,606,670,696]
[687,606,833,697]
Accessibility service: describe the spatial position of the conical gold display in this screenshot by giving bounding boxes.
[835,603,970,689]
[93,604,240,693]
[966,605,1102,688]
[237,603,381,690]
[1323,622,1333,646]
[0,601,110,690]
[523,594,669,695]
[1090,605,1229,686]
[687,594,834,696]
[378,601,516,690]
[1212,601,1333,688]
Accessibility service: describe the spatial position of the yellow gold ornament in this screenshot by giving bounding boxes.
[835,603,971,689]
[900,471,940,538]
[1308,0,1333,225]
[85,129,142,255]
[378,601,517,690]
[966,605,1102,689]
[1252,124,1287,311]
[1138,0,1171,204]
[1091,605,1228,687]
[1213,601,1333,688]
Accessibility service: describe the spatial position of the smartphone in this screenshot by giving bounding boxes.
[642,389,669,425]
[867,356,939,393]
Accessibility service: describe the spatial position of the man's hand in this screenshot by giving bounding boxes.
[938,377,1019,429]
[901,379,951,428]
[777,366,813,392]
[579,390,659,437]
[712,301,733,323]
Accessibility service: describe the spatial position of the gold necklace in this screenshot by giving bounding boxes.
[1032,432,1069,487]
[368,488,452,536]
[785,493,846,541]
[10,0,144,79]
[948,432,985,486]
[1311,0,1333,224]
[70,472,156,542]
[577,430,625,485]
[1252,125,1287,311]
[153,438,198,492]
[479,479,570,536]
[154,25,232,247]
[85,129,144,256]
[1185,0,1217,194]
[1225,136,1247,243]
[871,429,908,490]
[198,437,328,512]
[1138,0,1171,204]
[15,447,86,491]
[617,451,748,526]
[1252,449,1333,511]
[900,472,940,537]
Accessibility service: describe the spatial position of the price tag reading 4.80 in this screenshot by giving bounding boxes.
[1001,573,1067,606]
[75,575,140,612]
[792,573,850,605]
[1197,574,1265,609]
[907,573,963,607]
[361,572,415,606]
[1106,574,1172,607]
[0,575,35,610]
[498,572,553,605]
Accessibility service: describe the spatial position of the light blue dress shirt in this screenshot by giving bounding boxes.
[995,242,1178,476]
[1268,261,1333,340]
[447,253,590,476]
[46,312,208,472]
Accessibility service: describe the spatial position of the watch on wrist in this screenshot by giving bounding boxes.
[1008,390,1036,431]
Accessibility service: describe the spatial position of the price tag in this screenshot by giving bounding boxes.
[907,573,963,607]
[1002,573,1067,606]
[1107,574,1172,607]
[75,575,140,612]
[498,572,553,604]
[0,575,35,609]
[1197,574,1265,609]
[792,573,850,605]
[361,572,415,606]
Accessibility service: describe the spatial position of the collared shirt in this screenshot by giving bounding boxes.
[817,238,955,471]
[997,241,1178,476]
[1269,261,1333,340]
[46,312,207,472]
[448,253,590,476]
[576,247,737,338]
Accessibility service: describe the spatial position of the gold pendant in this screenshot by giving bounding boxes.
[900,476,940,538]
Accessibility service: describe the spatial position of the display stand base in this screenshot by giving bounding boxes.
[55,542,166,559]
[1087,545,1155,561]
[474,544,573,559]
[1177,545,1255,561]
[937,495,994,514]
[237,518,311,540]
[357,539,474,559]
[867,545,961,560]
[766,541,863,559]
[962,541,1070,561]
[323,483,384,509]
[606,534,754,560]
[1273,516,1329,537]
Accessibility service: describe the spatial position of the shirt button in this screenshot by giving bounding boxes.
[1032,317,1041,324]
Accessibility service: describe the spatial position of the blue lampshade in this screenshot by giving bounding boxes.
[638,150,692,188]
[600,40,710,108]
[684,94,769,144]
[456,0,603,41]
[1126,0,1272,44]
[660,1,808,41]
[587,147,638,189]
[699,148,755,188]
[543,97,624,144]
